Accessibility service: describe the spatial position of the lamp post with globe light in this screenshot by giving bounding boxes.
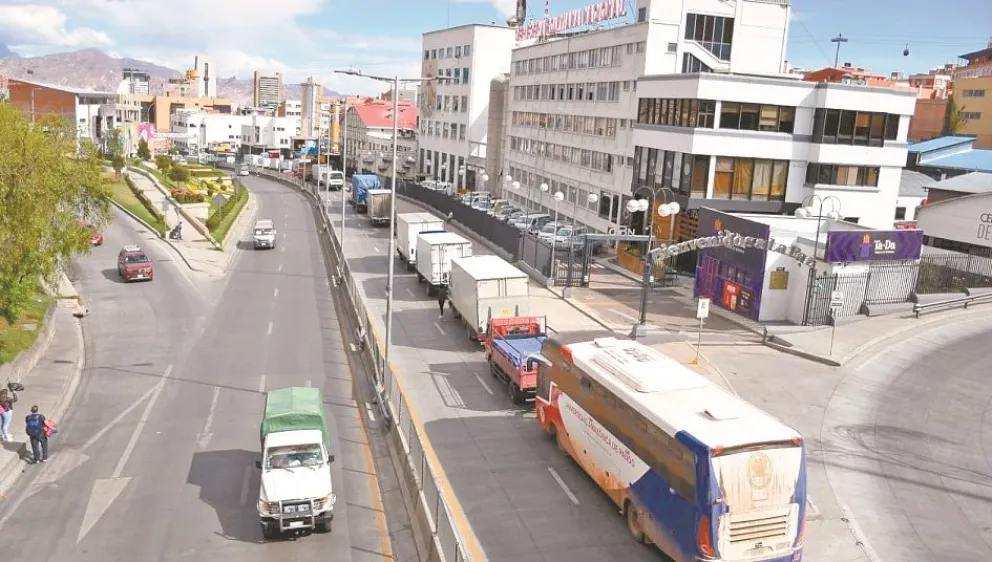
[542,184,565,281]
[628,187,681,335]
[794,195,843,325]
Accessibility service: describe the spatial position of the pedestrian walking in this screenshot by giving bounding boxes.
[24,406,48,463]
[0,388,16,442]
[437,284,448,317]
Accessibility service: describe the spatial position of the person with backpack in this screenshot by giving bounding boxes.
[0,388,16,442]
[24,406,48,463]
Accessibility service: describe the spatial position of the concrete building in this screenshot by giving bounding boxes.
[485,73,511,192]
[953,76,992,149]
[189,56,217,98]
[503,0,791,232]
[804,64,897,88]
[138,95,234,133]
[301,77,322,138]
[344,99,417,177]
[278,99,303,119]
[240,114,297,153]
[907,136,992,178]
[419,23,516,191]
[632,72,916,236]
[7,78,115,140]
[253,71,283,110]
[916,172,992,256]
[119,68,150,95]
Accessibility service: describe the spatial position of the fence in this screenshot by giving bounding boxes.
[262,170,471,562]
[917,253,992,294]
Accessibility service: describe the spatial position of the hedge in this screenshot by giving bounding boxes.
[124,174,166,223]
[206,183,248,231]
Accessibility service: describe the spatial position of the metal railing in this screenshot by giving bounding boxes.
[258,168,473,562]
[913,291,992,318]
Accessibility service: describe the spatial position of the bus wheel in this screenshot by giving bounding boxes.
[554,426,569,457]
[625,501,646,543]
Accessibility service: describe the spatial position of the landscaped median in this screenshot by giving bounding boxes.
[0,287,51,366]
[207,183,249,244]
[108,173,167,237]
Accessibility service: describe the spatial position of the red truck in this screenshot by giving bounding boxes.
[485,317,548,405]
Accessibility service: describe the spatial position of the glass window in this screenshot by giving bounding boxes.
[673,100,683,127]
[853,112,871,145]
[672,152,683,191]
[771,161,788,200]
[691,155,709,197]
[778,107,795,133]
[732,158,753,199]
[688,100,699,127]
[759,106,779,132]
[739,104,760,130]
[720,102,740,129]
[680,100,690,128]
[680,153,693,195]
[836,166,858,185]
[714,157,733,199]
[868,113,885,146]
[638,99,649,123]
[464,44,471,56]
[884,114,899,140]
[698,100,715,128]
[751,160,773,200]
[663,151,674,186]
[823,109,840,143]
[647,149,659,186]
[838,111,856,143]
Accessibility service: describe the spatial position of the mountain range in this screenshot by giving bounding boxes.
[0,45,341,104]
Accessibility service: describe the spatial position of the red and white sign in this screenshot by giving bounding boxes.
[515,0,627,41]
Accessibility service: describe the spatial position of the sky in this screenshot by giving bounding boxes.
[0,0,989,96]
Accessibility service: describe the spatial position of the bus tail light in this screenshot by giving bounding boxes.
[697,515,715,557]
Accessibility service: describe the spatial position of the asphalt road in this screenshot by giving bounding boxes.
[321,188,661,562]
[0,184,402,561]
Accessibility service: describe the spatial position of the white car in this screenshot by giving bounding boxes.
[537,222,561,243]
[239,168,250,176]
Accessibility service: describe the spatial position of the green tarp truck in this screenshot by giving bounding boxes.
[255,387,336,539]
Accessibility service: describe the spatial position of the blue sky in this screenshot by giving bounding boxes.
[0,0,989,95]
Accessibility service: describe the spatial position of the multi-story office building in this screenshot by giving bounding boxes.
[253,71,283,110]
[240,115,297,152]
[119,68,150,96]
[343,100,418,177]
[171,110,293,154]
[502,0,791,232]
[419,24,515,191]
[632,73,916,236]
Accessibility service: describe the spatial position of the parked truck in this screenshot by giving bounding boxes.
[415,231,473,296]
[350,174,381,213]
[367,189,393,226]
[485,316,548,404]
[448,255,531,341]
[396,212,445,270]
[256,387,337,540]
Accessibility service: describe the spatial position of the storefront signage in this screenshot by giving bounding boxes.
[515,0,627,41]
[824,230,924,263]
[655,231,817,267]
[978,213,992,242]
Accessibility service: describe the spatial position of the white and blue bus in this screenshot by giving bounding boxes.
[533,333,807,561]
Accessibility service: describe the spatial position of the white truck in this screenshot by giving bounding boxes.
[367,189,392,226]
[448,255,531,341]
[415,232,473,296]
[323,169,345,191]
[396,213,445,271]
[253,218,277,250]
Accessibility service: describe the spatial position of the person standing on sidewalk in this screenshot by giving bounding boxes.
[0,389,15,442]
[24,406,48,463]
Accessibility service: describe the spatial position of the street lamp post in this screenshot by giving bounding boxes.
[794,195,843,325]
[339,105,349,251]
[629,187,681,337]
[548,188,564,282]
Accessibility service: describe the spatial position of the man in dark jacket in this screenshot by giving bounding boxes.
[24,405,48,464]
[437,284,448,317]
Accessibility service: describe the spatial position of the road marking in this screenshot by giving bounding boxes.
[841,504,883,562]
[197,386,220,449]
[607,308,638,323]
[434,322,446,335]
[406,288,415,297]
[258,375,266,393]
[239,465,252,506]
[305,379,312,387]
[474,374,494,395]
[547,467,580,506]
[280,246,286,252]
[273,287,279,297]
[364,401,377,423]
[81,384,159,451]
[373,246,380,253]
[267,321,273,335]
[114,364,174,478]
[277,264,283,273]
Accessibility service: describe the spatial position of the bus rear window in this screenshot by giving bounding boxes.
[713,439,801,457]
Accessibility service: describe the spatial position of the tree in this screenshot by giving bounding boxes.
[136,138,151,160]
[943,96,968,135]
[106,129,124,177]
[168,165,189,182]
[154,154,171,171]
[0,105,111,320]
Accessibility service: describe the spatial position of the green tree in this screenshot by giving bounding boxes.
[106,129,124,177]
[136,138,151,160]
[154,154,171,171]
[168,165,189,182]
[943,96,968,135]
[0,105,111,320]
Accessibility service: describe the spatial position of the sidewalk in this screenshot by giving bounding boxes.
[0,306,84,496]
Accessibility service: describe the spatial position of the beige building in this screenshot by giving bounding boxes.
[953,76,992,149]
[253,71,283,110]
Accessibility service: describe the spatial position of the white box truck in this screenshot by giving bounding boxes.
[415,232,472,296]
[396,213,445,271]
[367,189,392,226]
[448,255,530,341]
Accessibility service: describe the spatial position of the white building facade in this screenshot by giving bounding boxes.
[239,115,297,151]
[502,0,791,233]
[170,111,296,154]
[632,73,917,238]
[419,24,516,191]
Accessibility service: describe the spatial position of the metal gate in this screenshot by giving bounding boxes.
[550,233,653,288]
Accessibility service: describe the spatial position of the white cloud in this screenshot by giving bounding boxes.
[0,4,113,48]
[453,0,517,18]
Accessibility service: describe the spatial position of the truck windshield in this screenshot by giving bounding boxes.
[254,228,273,236]
[266,444,323,469]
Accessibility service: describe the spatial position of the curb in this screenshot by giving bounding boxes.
[110,200,203,273]
[0,305,57,388]
[126,166,221,250]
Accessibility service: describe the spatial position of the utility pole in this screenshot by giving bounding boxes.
[831,34,849,68]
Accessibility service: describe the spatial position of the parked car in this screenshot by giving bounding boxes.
[554,225,589,251]
[522,214,552,234]
[502,209,524,222]
[536,222,562,243]
[117,244,153,282]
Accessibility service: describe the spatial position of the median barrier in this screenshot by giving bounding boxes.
[259,169,477,562]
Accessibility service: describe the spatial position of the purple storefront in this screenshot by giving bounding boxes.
[694,208,770,322]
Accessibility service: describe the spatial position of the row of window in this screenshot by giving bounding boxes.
[512,42,646,76]
[430,66,470,85]
[509,136,618,174]
[421,121,467,141]
[633,146,789,202]
[510,111,629,138]
[434,94,469,113]
[424,44,471,60]
[961,111,983,120]
[637,98,717,129]
[811,108,900,146]
[513,80,625,103]
[684,13,734,61]
[682,53,713,74]
[961,88,986,97]
[507,165,601,212]
[805,164,880,187]
[635,146,709,198]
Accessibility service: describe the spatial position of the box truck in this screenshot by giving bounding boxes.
[350,174,381,213]
[367,189,393,226]
[448,255,530,341]
[396,213,445,270]
[415,232,473,296]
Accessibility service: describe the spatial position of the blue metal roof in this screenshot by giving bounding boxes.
[922,150,992,173]
[908,136,976,153]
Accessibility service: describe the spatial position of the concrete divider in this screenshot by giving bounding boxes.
[260,170,479,562]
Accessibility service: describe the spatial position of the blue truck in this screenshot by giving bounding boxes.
[350,174,382,214]
[485,316,548,405]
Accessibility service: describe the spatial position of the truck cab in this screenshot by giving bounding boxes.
[485,316,548,404]
[256,387,336,539]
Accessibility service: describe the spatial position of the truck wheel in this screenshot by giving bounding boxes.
[316,520,332,533]
[261,522,278,540]
[508,382,523,404]
[625,501,647,543]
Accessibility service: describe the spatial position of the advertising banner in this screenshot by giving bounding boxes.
[824,230,924,263]
[697,208,771,272]
[695,208,771,321]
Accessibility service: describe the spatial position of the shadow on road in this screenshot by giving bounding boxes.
[100,268,127,284]
[187,448,262,544]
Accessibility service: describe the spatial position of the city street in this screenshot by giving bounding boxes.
[321,186,661,562]
[0,184,399,561]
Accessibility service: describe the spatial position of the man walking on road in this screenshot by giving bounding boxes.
[24,406,48,464]
[437,284,448,317]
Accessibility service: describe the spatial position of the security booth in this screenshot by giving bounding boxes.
[681,208,925,326]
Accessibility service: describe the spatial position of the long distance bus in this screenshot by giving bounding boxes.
[532,332,806,561]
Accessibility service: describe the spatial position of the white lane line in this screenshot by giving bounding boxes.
[273,287,279,297]
[258,375,266,393]
[113,365,174,478]
[239,465,252,506]
[277,264,283,273]
[280,246,286,252]
[305,379,312,387]
[81,384,159,451]
[405,288,414,297]
[266,321,273,336]
[197,386,221,449]
[608,308,638,323]
[434,322,446,335]
[373,246,380,253]
[474,374,494,395]
[547,467,580,506]
[365,401,377,423]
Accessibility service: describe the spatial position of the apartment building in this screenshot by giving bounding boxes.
[503,0,790,233]
[253,71,283,110]
[419,24,516,191]
[170,110,293,154]
[7,78,115,140]
[953,80,991,149]
[632,73,916,236]
[343,100,418,177]
[240,115,297,152]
